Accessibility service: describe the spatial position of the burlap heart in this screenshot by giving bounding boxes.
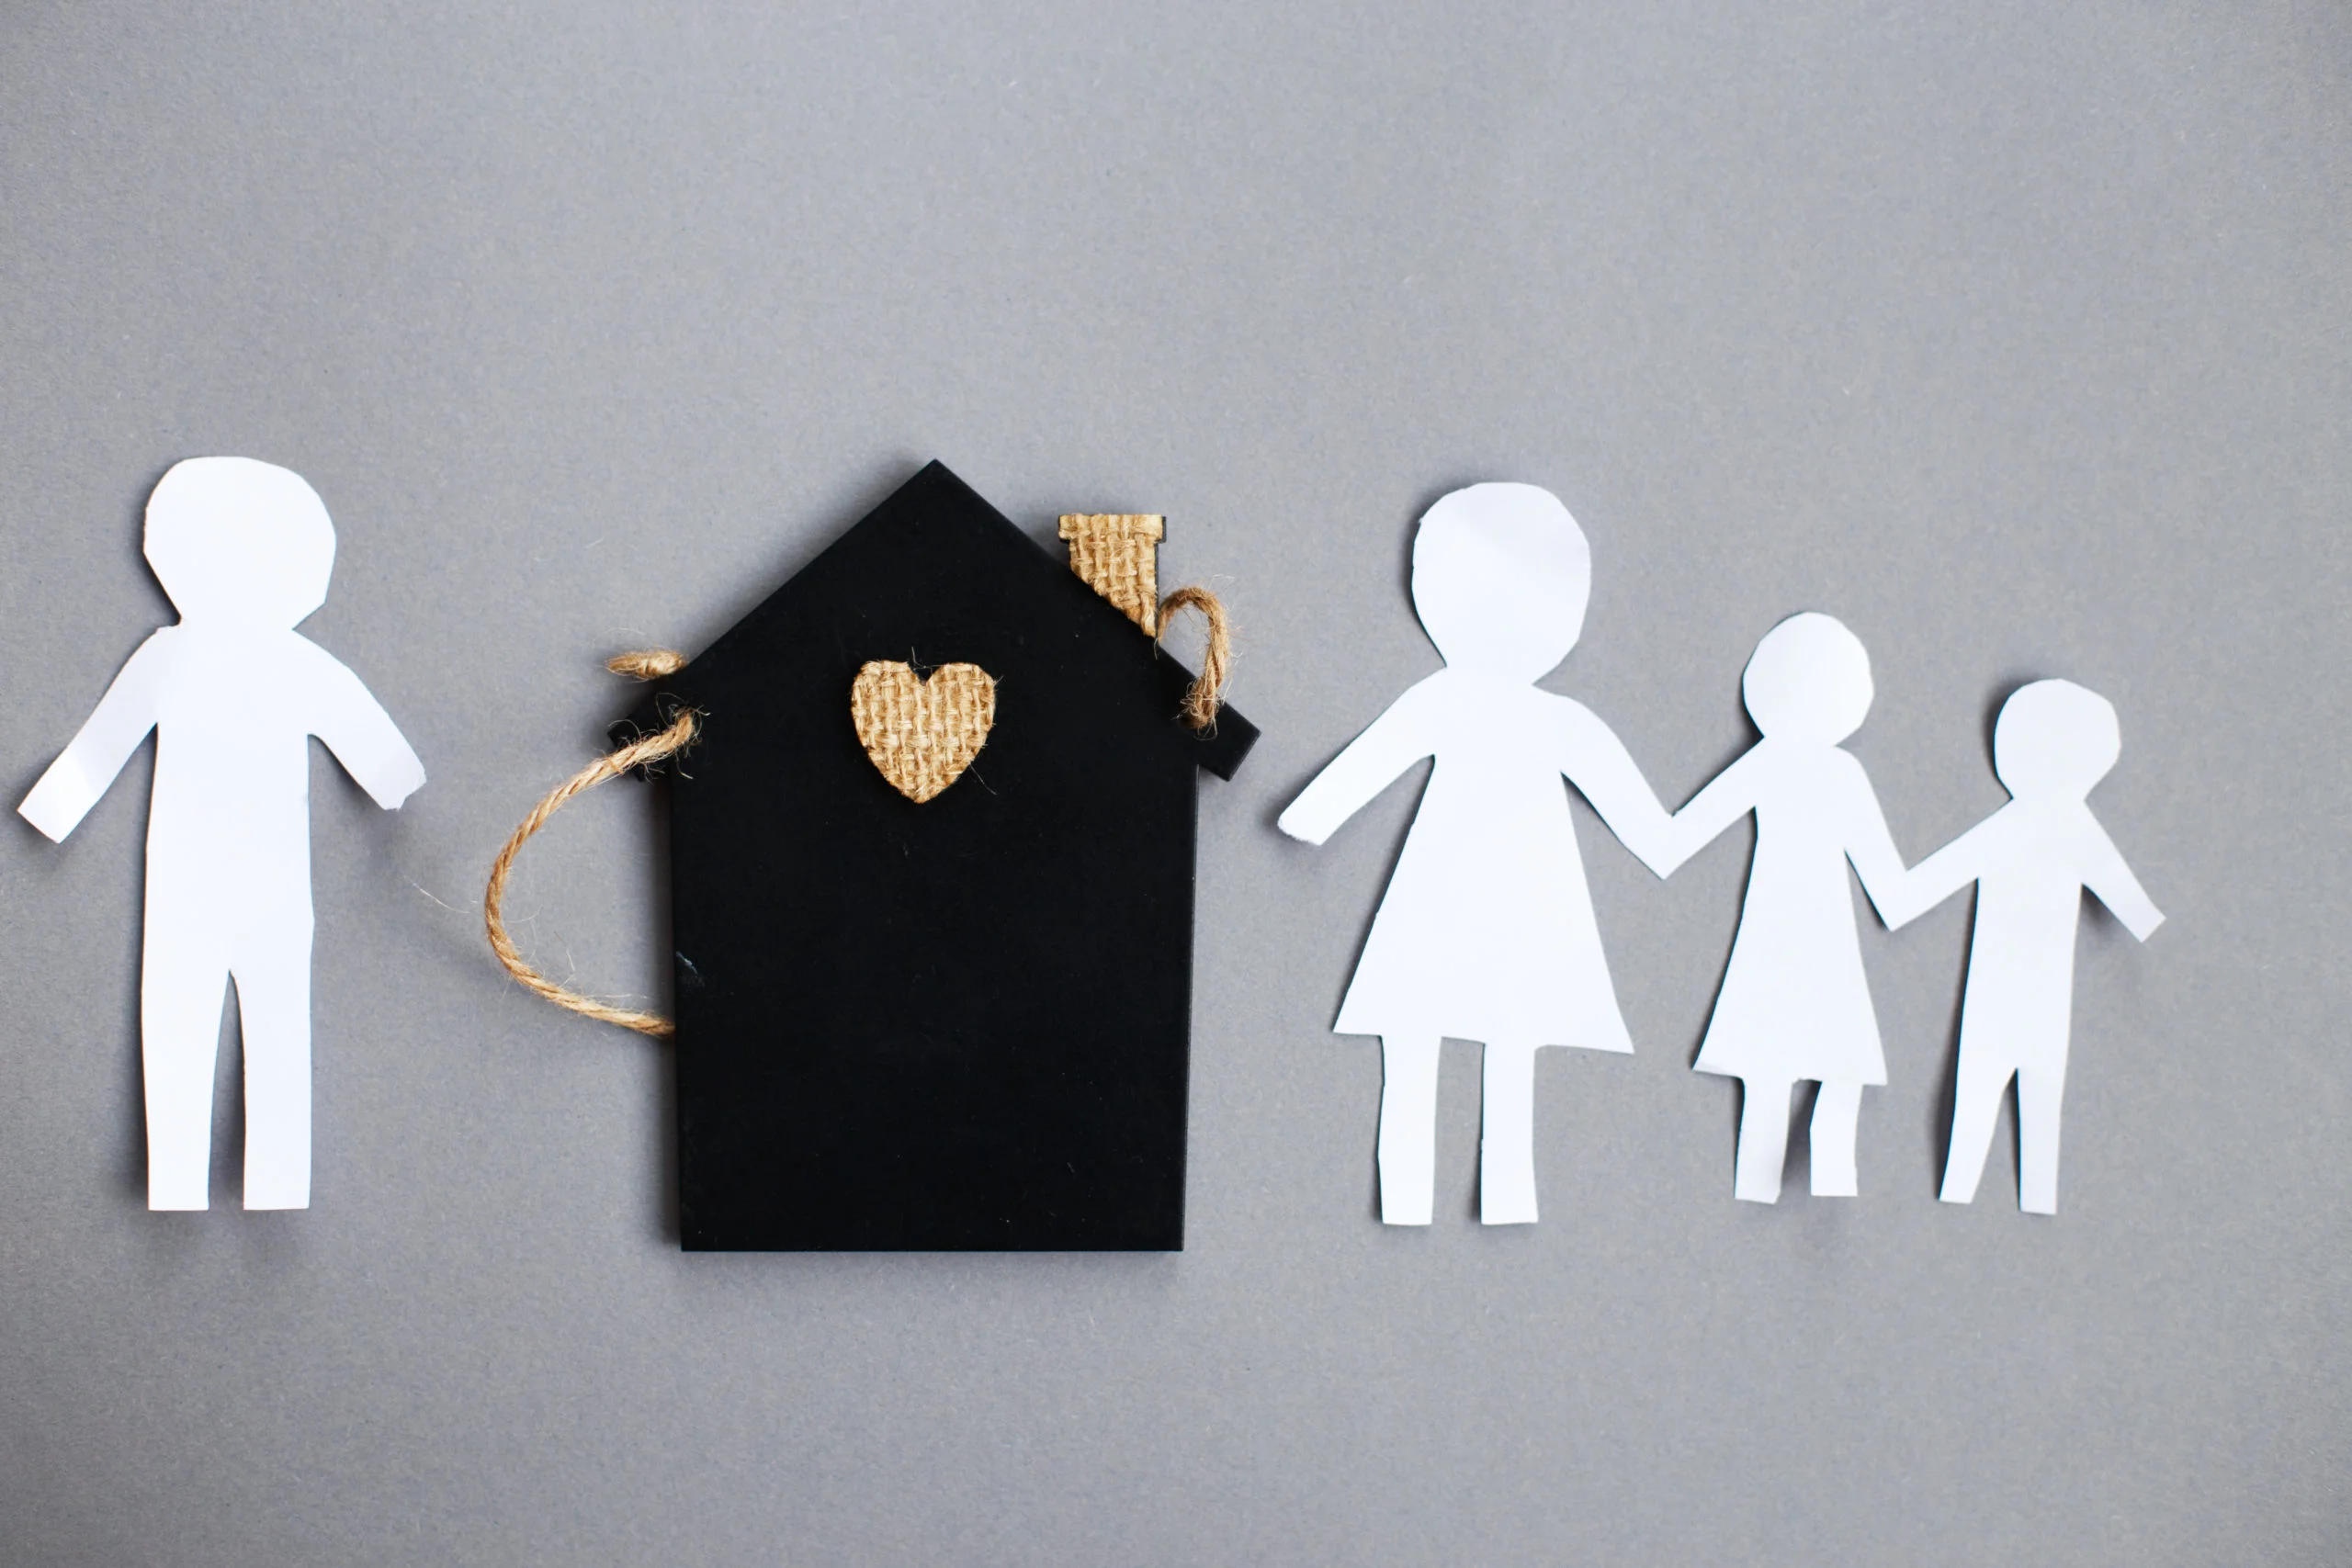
[848,660,997,803]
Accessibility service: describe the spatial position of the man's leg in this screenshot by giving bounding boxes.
[1734,1078,1792,1204]
[2015,1065,2067,1215]
[1377,1035,1442,1226]
[141,935,228,1212]
[1478,1040,1541,1225]
[1810,1080,1862,1197]
[233,927,314,1211]
[1939,1050,2016,1205]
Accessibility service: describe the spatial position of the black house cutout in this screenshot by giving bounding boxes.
[631,462,1255,1251]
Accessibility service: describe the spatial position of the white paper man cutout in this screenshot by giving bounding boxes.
[1879,680,2163,1213]
[19,457,425,1212]
[1278,483,1675,1226]
[1659,613,1908,1204]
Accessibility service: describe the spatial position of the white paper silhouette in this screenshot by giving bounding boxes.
[19,457,425,1212]
[1278,483,1675,1226]
[1661,613,1908,1204]
[1878,680,2163,1213]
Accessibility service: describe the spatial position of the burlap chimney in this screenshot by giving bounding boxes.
[1057,513,1165,634]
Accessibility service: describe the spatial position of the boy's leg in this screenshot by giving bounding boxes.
[1478,1040,1541,1225]
[1377,1035,1442,1226]
[232,928,314,1211]
[1734,1078,1792,1203]
[141,936,229,1212]
[1810,1080,1862,1197]
[1939,1050,2015,1204]
[2015,1065,2067,1215]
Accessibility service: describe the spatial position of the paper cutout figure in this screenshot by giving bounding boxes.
[628,463,1254,1251]
[1278,483,1675,1227]
[1880,680,2163,1213]
[18,457,425,1212]
[1661,613,1907,1204]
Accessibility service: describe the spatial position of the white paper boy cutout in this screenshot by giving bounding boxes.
[1880,679,2163,1213]
[1659,613,1908,1204]
[19,457,425,1212]
[1278,483,1675,1226]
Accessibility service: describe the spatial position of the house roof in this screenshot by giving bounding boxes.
[635,460,1254,780]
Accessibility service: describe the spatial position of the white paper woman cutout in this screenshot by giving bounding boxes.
[1880,680,2163,1213]
[19,457,425,1212]
[1660,613,1908,1204]
[1278,483,1675,1226]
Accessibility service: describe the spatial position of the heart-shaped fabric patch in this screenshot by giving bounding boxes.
[849,660,997,803]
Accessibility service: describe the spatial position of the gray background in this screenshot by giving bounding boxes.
[0,4,2343,1563]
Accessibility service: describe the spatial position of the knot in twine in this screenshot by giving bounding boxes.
[1158,586,1231,731]
[482,651,695,1038]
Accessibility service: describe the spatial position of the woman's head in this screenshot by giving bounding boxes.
[145,456,337,629]
[1410,482,1590,681]
[1742,612,1873,742]
[1994,679,2120,800]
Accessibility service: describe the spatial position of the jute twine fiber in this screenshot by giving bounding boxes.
[1059,513,1232,730]
[849,660,997,802]
[486,520,1234,1035]
[1156,585,1231,731]
[482,650,696,1039]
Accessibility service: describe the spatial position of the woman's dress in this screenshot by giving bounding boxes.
[1331,674,1653,1053]
[1690,743,1890,1086]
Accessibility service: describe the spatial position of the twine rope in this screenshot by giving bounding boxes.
[482,650,695,1039]
[1158,586,1231,730]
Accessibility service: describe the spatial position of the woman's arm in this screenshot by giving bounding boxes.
[1556,702,1676,877]
[1839,755,1916,929]
[1657,746,1762,875]
[1276,679,1439,845]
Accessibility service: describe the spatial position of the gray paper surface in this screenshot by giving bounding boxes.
[0,4,2345,1563]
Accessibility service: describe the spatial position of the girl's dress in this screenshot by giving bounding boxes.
[1331,671,1659,1052]
[1689,739,1897,1086]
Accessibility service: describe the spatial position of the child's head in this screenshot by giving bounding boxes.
[145,457,336,629]
[1994,679,2120,800]
[1411,482,1590,681]
[1742,612,1873,743]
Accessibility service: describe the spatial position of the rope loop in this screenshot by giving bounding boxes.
[1156,585,1232,730]
[482,651,694,1038]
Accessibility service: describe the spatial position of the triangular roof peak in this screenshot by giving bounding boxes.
[652,460,1254,779]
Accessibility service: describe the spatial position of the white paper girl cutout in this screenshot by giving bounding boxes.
[19,457,425,1212]
[1660,613,1908,1204]
[1880,680,2162,1213]
[1278,483,1676,1226]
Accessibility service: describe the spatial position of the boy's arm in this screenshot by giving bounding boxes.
[1276,681,1438,845]
[1557,703,1675,877]
[18,633,173,842]
[1880,821,1989,931]
[2080,818,2164,942]
[1657,747,1761,875]
[299,641,426,809]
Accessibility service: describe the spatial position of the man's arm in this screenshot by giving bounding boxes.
[18,633,174,842]
[2079,817,2164,942]
[298,639,425,809]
